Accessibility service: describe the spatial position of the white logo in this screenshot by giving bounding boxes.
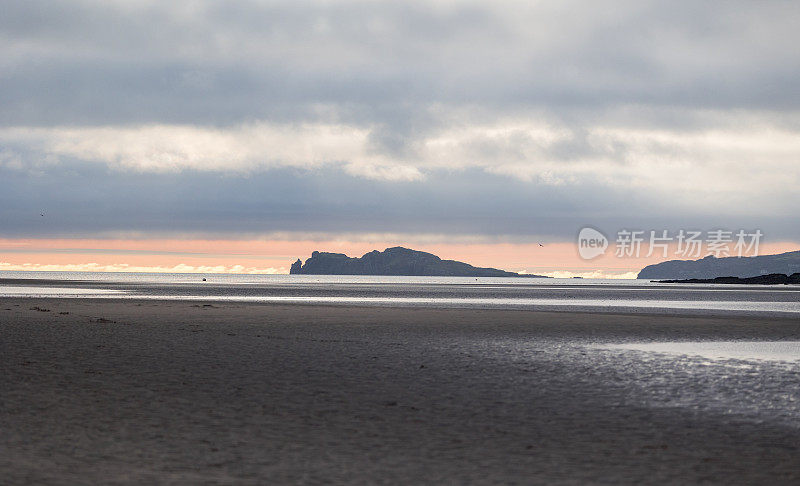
[578,227,608,260]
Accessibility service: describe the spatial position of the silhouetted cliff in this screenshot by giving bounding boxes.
[638,250,800,279]
[290,247,547,277]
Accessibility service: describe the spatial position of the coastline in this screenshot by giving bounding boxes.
[2,298,800,484]
[2,275,799,319]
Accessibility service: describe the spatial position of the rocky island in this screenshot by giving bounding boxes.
[638,250,800,280]
[290,247,547,277]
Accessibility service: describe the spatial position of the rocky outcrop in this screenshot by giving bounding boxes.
[638,251,800,279]
[289,247,548,277]
[290,259,303,274]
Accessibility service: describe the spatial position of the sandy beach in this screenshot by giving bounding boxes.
[2,298,800,484]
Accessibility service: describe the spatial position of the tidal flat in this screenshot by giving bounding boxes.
[2,299,799,484]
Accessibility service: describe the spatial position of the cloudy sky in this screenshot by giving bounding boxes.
[1,0,798,276]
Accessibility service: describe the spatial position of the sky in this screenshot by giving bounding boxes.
[1,0,799,277]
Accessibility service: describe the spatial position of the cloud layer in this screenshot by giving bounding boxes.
[1,0,799,243]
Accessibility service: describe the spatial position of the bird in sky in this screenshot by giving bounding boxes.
[538,243,544,247]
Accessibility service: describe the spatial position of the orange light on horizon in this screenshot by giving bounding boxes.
[1,237,797,278]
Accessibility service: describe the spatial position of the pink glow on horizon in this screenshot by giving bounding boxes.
[0,238,797,278]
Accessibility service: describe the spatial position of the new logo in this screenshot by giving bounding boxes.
[577,227,608,260]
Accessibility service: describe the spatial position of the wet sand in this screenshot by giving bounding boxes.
[2,298,799,484]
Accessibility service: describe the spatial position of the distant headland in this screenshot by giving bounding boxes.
[290,247,548,277]
[638,250,800,280]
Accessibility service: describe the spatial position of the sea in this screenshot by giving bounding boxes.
[1,270,799,317]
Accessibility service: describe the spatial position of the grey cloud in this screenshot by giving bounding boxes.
[1,0,799,243]
[0,162,796,242]
[2,0,799,128]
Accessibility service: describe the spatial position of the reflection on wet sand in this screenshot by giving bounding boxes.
[601,341,800,362]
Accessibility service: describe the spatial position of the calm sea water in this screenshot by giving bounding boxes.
[1,270,799,317]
